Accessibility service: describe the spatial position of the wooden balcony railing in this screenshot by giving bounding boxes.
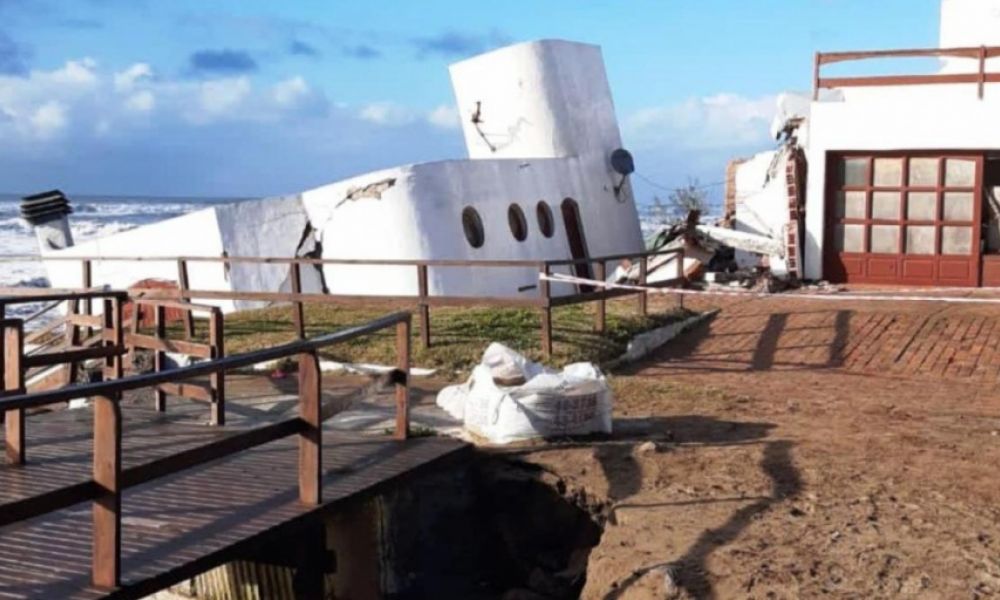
[813,45,1000,100]
[0,311,412,589]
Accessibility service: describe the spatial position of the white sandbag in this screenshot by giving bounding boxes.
[436,347,613,445]
[436,381,470,421]
[481,342,544,385]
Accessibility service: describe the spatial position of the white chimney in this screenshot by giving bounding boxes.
[21,190,74,253]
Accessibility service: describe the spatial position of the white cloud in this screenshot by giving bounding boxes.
[47,58,99,87]
[625,93,777,151]
[427,104,459,129]
[114,63,153,92]
[29,101,67,139]
[360,101,461,130]
[124,90,155,112]
[0,57,465,196]
[271,76,308,107]
[359,101,415,126]
[197,77,251,117]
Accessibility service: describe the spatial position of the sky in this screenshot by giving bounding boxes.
[0,0,945,204]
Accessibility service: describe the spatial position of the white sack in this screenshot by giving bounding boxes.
[437,344,613,445]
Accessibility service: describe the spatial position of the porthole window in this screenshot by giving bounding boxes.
[508,203,528,242]
[462,206,484,248]
[536,201,554,238]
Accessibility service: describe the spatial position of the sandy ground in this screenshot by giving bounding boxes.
[514,293,1000,599]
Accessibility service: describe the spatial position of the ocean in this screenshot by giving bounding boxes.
[0,193,237,319]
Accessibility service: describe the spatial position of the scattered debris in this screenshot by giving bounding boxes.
[250,358,437,378]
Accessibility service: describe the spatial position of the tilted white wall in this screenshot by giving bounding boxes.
[450,40,623,160]
[299,155,643,298]
[216,194,323,310]
[43,209,234,311]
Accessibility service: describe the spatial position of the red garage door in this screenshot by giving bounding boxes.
[825,153,982,287]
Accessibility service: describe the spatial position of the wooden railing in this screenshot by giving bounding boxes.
[1,290,128,465]
[14,249,685,358]
[0,311,412,589]
[126,298,226,424]
[813,45,1000,100]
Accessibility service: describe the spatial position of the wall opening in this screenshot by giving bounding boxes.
[561,198,593,287]
[508,203,528,242]
[537,201,555,238]
[462,206,485,249]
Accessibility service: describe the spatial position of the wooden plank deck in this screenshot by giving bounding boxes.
[0,378,468,600]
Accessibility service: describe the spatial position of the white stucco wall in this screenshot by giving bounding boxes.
[216,194,322,310]
[298,154,642,298]
[450,40,623,161]
[940,0,1000,54]
[43,208,234,311]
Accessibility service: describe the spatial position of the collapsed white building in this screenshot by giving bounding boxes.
[728,0,1000,288]
[26,40,644,308]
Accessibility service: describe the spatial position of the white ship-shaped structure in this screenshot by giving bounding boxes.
[24,40,645,310]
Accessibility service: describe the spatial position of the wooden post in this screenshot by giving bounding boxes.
[677,248,685,311]
[394,318,411,440]
[126,298,140,370]
[290,262,305,339]
[3,321,25,466]
[103,298,123,381]
[539,264,553,359]
[813,52,821,101]
[65,298,81,385]
[92,393,121,589]
[209,309,225,426]
[154,305,166,412]
[298,351,322,506]
[594,261,606,333]
[979,45,987,100]
[637,258,648,316]
[177,259,194,339]
[82,260,93,336]
[417,264,430,349]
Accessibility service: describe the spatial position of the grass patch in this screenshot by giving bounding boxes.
[166,297,693,379]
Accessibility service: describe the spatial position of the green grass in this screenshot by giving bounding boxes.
[169,298,693,379]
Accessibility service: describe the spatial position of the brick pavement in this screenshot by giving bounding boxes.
[657,293,1000,382]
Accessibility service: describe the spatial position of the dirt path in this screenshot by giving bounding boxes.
[518,294,1000,599]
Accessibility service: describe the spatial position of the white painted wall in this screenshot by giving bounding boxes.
[43,209,234,311]
[450,40,623,160]
[941,0,1000,57]
[216,194,322,310]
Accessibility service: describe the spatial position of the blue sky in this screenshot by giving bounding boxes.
[0,0,943,203]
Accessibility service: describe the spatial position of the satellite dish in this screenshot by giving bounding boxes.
[610,149,634,202]
[610,148,635,176]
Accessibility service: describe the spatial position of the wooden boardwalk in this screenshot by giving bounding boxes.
[0,395,467,600]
